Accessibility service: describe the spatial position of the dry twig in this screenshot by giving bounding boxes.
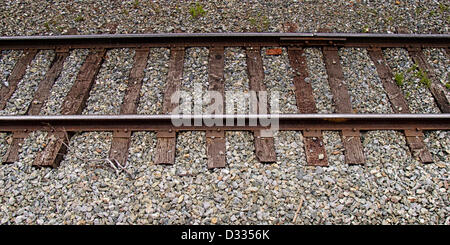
[292,197,304,223]
[38,124,134,179]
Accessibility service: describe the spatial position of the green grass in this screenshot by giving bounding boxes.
[415,68,431,88]
[394,73,404,86]
[405,91,411,99]
[44,22,50,31]
[439,3,449,13]
[262,16,269,30]
[406,63,418,73]
[400,63,432,89]
[133,0,139,9]
[445,82,450,90]
[362,25,369,33]
[415,6,424,15]
[189,2,206,19]
[74,16,84,22]
[387,16,394,23]
[249,13,270,32]
[249,17,257,28]
[429,10,437,17]
[151,2,161,15]
[56,26,64,33]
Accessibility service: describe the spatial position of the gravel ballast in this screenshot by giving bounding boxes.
[137,48,170,115]
[224,47,250,115]
[181,48,209,114]
[83,48,135,115]
[0,50,55,116]
[0,133,9,162]
[40,49,89,115]
[0,50,23,88]
[423,48,450,102]
[0,1,448,35]
[340,48,393,114]
[383,48,441,114]
[262,47,297,114]
[304,48,335,114]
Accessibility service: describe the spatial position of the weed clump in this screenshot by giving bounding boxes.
[190,3,206,19]
[394,73,404,86]
[249,13,269,32]
[74,16,84,22]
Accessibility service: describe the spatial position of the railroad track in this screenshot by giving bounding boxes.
[0,32,449,169]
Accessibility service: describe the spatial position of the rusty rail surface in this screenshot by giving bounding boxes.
[0,114,448,131]
[1,33,450,50]
[0,32,449,168]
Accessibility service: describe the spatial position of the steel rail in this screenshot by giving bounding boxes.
[0,114,448,132]
[0,32,449,50]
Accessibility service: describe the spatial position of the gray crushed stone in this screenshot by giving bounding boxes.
[339,48,393,113]
[0,1,448,35]
[224,47,250,114]
[383,48,441,114]
[262,47,297,114]
[0,50,54,115]
[83,48,135,115]
[40,49,89,115]
[0,1,448,225]
[137,48,170,115]
[0,50,23,88]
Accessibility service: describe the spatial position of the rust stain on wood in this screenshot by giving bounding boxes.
[341,130,365,165]
[60,49,106,115]
[266,48,282,56]
[368,48,410,114]
[35,132,69,168]
[109,131,133,165]
[2,136,24,164]
[322,47,353,114]
[406,135,433,163]
[27,51,69,115]
[254,130,277,162]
